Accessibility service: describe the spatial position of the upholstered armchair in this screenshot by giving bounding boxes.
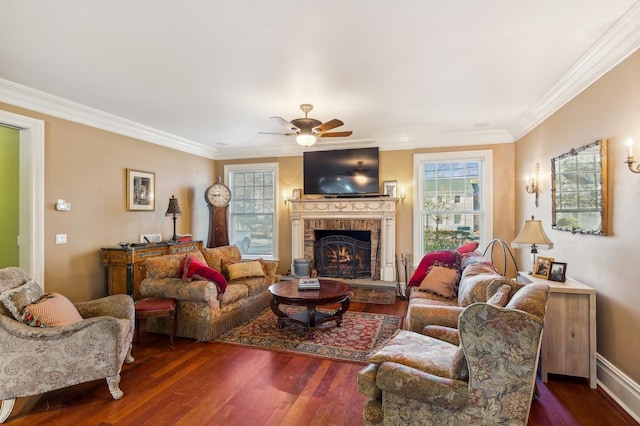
[358,283,549,425]
[0,267,135,423]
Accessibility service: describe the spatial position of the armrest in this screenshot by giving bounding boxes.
[422,325,460,345]
[0,313,122,341]
[406,304,464,332]
[75,294,134,320]
[139,277,220,304]
[377,361,468,408]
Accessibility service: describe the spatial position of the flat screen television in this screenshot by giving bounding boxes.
[303,147,379,196]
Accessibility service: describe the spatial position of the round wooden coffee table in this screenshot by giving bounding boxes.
[268,279,351,339]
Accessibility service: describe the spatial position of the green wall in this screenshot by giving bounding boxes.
[0,126,19,267]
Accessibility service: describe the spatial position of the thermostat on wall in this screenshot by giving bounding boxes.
[55,199,71,211]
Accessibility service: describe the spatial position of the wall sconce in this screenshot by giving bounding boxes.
[525,162,540,207]
[625,137,640,173]
[283,192,291,205]
[400,188,406,204]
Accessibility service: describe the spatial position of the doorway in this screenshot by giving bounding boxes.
[0,110,45,286]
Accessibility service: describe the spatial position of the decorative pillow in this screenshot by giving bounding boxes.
[408,251,459,286]
[417,265,460,299]
[0,278,44,321]
[182,255,228,295]
[455,241,479,254]
[21,292,83,327]
[182,255,206,281]
[220,257,239,280]
[486,284,511,307]
[227,261,266,281]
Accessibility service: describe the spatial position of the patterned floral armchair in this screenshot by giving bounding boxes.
[0,267,135,423]
[358,283,549,425]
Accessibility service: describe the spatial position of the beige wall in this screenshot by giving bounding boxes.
[216,142,515,280]
[0,102,216,302]
[514,50,640,382]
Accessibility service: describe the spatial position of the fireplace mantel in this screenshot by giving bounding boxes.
[289,197,397,281]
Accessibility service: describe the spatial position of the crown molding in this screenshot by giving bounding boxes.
[0,78,219,159]
[509,2,640,141]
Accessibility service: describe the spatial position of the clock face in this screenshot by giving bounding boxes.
[205,182,232,207]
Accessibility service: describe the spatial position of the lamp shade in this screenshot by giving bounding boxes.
[511,216,553,249]
[296,133,317,147]
[165,195,182,216]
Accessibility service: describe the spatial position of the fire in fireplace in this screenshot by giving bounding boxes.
[314,230,371,279]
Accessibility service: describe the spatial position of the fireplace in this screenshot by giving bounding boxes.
[289,197,397,281]
[314,230,372,279]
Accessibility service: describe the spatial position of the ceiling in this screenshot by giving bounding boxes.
[1,1,640,159]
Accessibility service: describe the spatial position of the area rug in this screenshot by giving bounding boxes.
[216,308,402,364]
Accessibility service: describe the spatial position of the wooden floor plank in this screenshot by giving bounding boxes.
[5,299,637,425]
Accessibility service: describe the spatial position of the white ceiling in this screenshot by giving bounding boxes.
[1,1,640,159]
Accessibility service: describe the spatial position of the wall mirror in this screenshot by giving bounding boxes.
[551,139,607,235]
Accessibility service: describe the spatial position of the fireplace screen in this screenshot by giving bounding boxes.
[314,231,371,279]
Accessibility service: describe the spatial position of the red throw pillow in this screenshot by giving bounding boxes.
[183,255,228,294]
[456,241,479,254]
[408,251,458,286]
[192,266,228,293]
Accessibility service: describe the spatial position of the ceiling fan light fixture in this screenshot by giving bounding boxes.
[296,133,317,147]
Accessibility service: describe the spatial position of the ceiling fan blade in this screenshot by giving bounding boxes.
[270,116,300,132]
[318,131,353,138]
[313,119,344,132]
[257,131,296,136]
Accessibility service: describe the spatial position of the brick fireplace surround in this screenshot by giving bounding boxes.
[289,197,397,282]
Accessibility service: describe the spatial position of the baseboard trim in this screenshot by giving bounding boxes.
[597,353,640,423]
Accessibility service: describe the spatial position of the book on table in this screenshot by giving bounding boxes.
[298,278,320,290]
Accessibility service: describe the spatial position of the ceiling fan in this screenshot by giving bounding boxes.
[259,104,353,147]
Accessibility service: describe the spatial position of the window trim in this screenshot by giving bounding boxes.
[224,162,279,261]
[412,150,493,262]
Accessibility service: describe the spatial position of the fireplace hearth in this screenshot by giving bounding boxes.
[315,231,371,279]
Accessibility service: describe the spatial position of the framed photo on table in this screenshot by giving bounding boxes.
[383,180,397,198]
[126,169,155,211]
[533,256,554,279]
[548,262,567,282]
[292,188,302,200]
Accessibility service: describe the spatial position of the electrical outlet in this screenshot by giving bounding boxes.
[56,234,67,244]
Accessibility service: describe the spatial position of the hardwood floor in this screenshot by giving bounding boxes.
[5,299,637,425]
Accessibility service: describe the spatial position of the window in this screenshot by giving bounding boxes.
[225,163,278,260]
[413,150,493,261]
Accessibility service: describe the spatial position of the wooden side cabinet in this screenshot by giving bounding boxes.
[517,271,597,388]
[102,241,203,300]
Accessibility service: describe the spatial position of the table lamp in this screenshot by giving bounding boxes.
[165,195,182,243]
[511,215,553,274]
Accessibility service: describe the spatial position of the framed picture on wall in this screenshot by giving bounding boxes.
[383,180,397,198]
[532,256,554,279]
[548,262,567,282]
[126,169,155,211]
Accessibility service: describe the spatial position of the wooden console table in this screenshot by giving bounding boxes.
[102,241,202,300]
[517,271,597,388]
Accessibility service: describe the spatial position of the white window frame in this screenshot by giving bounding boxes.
[224,162,279,261]
[412,150,493,262]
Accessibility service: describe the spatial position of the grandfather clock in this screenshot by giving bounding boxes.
[205,177,231,248]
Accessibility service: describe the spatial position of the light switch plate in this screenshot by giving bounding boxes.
[56,234,67,244]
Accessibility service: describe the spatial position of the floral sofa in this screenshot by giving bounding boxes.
[139,245,278,342]
[357,281,550,425]
[404,244,525,334]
